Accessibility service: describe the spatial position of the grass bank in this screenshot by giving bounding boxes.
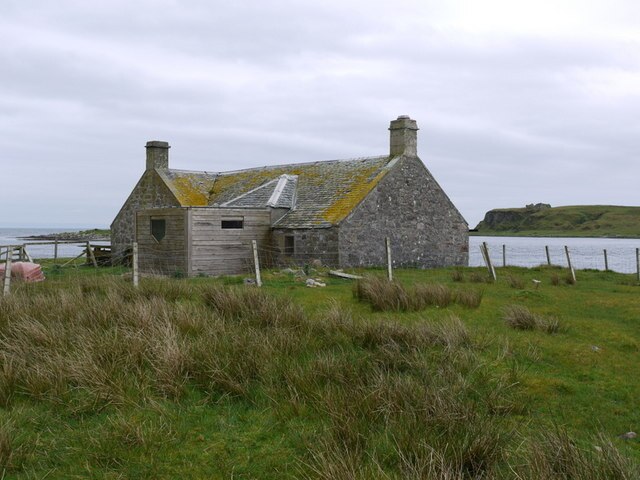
[0,264,638,478]
[474,205,640,238]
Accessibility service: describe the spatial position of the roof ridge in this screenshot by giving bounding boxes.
[164,155,395,177]
[215,155,392,176]
[165,168,218,175]
[267,175,298,208]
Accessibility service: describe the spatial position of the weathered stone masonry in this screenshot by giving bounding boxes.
[339,156,468,268]
[111,116,469,274]
[111,142,179,261]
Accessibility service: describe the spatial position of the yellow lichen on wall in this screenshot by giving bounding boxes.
[172,176,211,206]
[321,168,388,224]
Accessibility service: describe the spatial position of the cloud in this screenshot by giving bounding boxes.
[0,0,639,227]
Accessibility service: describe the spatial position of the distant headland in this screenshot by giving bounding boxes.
[473,204,640,238]
[20,228,110,241]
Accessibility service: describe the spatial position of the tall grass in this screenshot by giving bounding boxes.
[0,276,633,478]
[503,305,563,334]
[354,276,482,311]
[518,428,638,479]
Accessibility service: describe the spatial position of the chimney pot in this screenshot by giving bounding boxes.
[389,116,419,157]
[145,140,170,170]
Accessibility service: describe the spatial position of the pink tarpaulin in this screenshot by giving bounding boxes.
[0,262,45,282]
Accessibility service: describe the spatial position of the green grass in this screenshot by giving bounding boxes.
[0,263,639,478]
[474,204,640,237]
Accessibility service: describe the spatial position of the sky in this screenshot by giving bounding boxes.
[1,0,639,228]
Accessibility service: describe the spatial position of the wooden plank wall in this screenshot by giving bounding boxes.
[136,208,188,275]
[190,208,272,276]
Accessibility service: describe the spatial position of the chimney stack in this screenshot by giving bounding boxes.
[389,115,418,157]
[145,141,170,170]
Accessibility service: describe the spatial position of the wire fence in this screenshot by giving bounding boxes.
[469,237,640,274]
[3,235,640,296]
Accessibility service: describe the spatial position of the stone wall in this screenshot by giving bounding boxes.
[110,170,180,262]
[338,156,468,268]
[272,227,339,267]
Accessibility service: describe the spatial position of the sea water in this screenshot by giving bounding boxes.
[470,236,640,274]
[0,228,108,260]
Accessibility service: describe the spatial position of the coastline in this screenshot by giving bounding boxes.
[19,229,110,242]
[470,231,640,240]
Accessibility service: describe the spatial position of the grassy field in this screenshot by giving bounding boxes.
[0,263,638,478]
[474,205,640,237]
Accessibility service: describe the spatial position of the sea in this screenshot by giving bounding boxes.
[0,228,109,260]
[1,228,640,274]
[469,236,640,274]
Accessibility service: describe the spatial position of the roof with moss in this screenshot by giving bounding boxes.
[158,155,397,228]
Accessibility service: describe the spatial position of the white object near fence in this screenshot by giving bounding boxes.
[252,240,262,287]
[564,246,576,283]
[3,248,12,297]
[385,237,393,281]
[132,242,139,288]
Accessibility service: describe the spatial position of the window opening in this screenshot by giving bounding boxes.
[284,235,295,255]
[221,217,244,229]
[151,219,166,242]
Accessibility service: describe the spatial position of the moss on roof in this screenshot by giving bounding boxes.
[321,167,387,224]
[160,156,395,228]
[162,171,217,207]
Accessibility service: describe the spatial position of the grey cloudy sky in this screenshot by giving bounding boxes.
[2,0,639,228]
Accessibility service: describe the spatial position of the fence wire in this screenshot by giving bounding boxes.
[3,235,640,296]
[471,238,640,274]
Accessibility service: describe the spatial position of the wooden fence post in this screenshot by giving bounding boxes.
[545,246,551,266]
[385,237,393,281]
[564,246,576,283]
[22,246,33,263]
[603,249,608,272]
[636,248,640,283]
[86,241,98,268]
[480,244,489,272]
[482,242,497,281]
[54,240,58,262]
[502,244,506,267]
[3,248,12,297]
[252,240,262,287]
[132,242,139,288]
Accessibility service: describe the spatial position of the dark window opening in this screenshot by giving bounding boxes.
[221,217,244,229]
[284,235,295,255]
[151,219,166,242]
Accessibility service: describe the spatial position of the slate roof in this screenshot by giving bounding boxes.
[157,155,398,228]
[158,169,217,206]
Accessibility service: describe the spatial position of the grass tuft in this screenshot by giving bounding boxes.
[503,305,563,334]
[354,277,482,311]
[506,274,525,289]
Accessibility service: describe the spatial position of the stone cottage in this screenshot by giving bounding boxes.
[110,116,468,276]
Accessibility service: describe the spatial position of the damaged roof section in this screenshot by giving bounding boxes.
[157,155,396,228]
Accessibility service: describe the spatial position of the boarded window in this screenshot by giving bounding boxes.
[284,235,295,255]
[151,219,166,242]
[221,217,244,229]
